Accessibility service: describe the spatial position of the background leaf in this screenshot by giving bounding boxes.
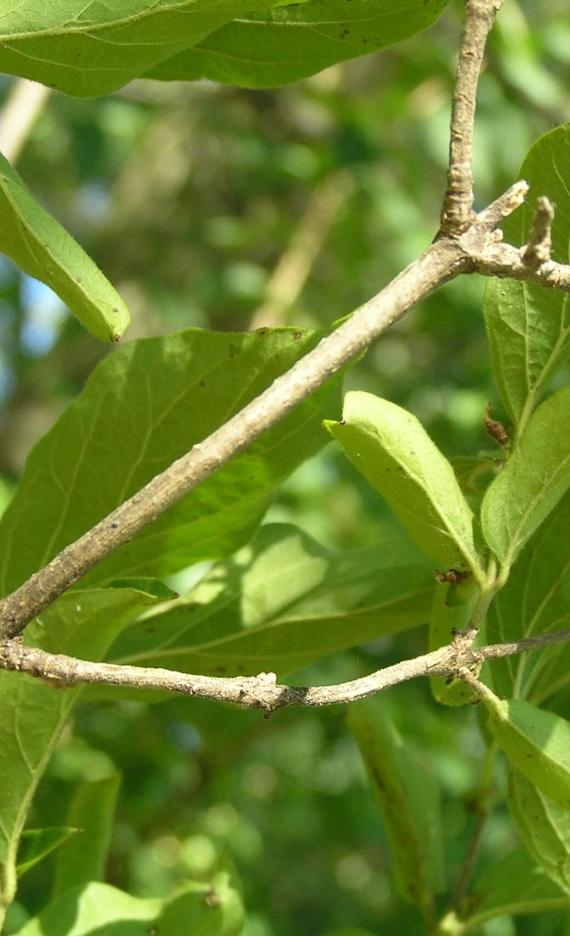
[326,391,481,577]
[0,153,129,342]
[484,123,570,433]
[347,698,444,913]
[0,588,156,911]
[106,523,434,681]
[16,882,161,936]
[155,856,244,936]
[0,327,341,596]
[53,775,122,897]
[481,384,570,570]
[17,828,79,878]
[509,769,570,895]
[148,0,448,88]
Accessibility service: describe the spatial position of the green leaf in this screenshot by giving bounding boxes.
[481,692,570,810]
[481,384,570,571]
[16,882,161,936]
[484,124,570,433]
[53,775,122,897]
[347,697,444,912]
[326,391,482,579]
[0,153,129,342]
[461,848,570,931]
[0,327,341,596]
[0,588,156,912]
[429,578,479,707]
[0,0,282,97]
[0,0,447,97]
[17,827,79,878]
[147,0,448,88]
[105,524,434,682]
[155,857,244,935]
[485,488,570,701]
[509,769,570,895]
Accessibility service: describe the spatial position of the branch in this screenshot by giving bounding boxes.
[440,0,502,235]
[2,626,570,714]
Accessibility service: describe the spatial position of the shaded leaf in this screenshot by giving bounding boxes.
[106,524,434,681]
[155,856,244,935]
[0,327,341,596]
[53,775,122,897]
[347,697,444,912]
[429,578,479,707]
[148,0,448,88]
[0,153,129,342]
[0,588,157,911]
[16,882,161,936]
[326,391,482,578]
[484,124,570,432]
[461,848,570,931]
[509,769,570,895]
[481,384,570,571]
[17,827,79,878]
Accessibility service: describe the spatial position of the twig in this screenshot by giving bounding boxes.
[2,625,570,714]
[440,0,502,235]
[0,79,51,164]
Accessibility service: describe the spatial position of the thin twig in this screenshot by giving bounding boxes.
[0,79,51,164]
[2,625,570,714]
[440,0,502,235]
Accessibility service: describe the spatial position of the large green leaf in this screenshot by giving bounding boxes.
[0,0,447,96]
[0,153,129,342]
[509,770,570,895]
[53,775,121,897]
[326,391,483,579]
[148,0,448,88]
[0,327,341,597]
[106,524,434,680]
[347,698,444,913]
[481,384,570,572]
[0,588,156,912]
[461,848,570,931]
[484,124,570,434]
[485,489,570,701]
[16,882,161,936]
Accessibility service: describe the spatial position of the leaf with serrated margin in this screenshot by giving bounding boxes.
[485,488,570,701]
[509,770,570,895]
[481,384,570,571]
[147,0,448,88]
[0,327,341,596]
[0,0,284,97]
[484,124,570,433]
[0,153,129,342]
[105,524,434,682]
[0,588,157,914]
[326,391,483,579]
[348,698,444,911]
[461,848,570,931]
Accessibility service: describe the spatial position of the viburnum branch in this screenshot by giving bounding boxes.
[1,626,570,714]
[440,0,502,235]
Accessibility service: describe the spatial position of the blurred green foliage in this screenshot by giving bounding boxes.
[1,0,569,932]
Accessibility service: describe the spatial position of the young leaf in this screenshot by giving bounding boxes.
[0,588,157,914]
[0,154,129,342]
[155,857,244,936]
[17,828,79,878]
[481,691,570,809]
[461,848,570,931]
[105,524,434,683]
[347,697,444,913]
[326,391,482,579]
[16,882,161,936]
[148,0,448,88]
[509,769,570,895]
[0,327,341,595]
[53,775,122,897]
[481,384,570,570]
[429,578,479,707]
[484,124,570,432]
